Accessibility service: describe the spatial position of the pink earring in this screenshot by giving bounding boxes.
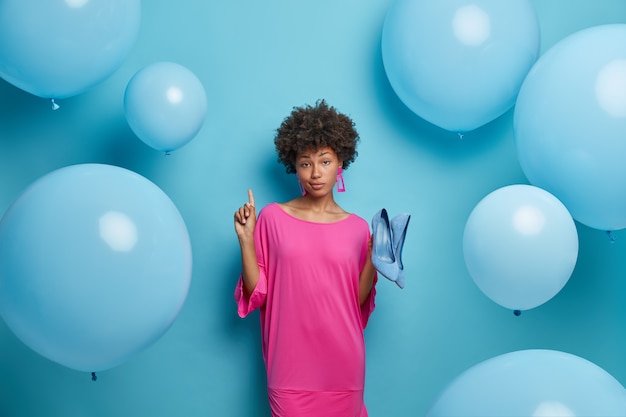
[298,181,306,196]
[336,167,346,192]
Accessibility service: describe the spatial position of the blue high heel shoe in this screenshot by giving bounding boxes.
[371,209,411,289]
[390,213,410,289]
[371,209,397,281]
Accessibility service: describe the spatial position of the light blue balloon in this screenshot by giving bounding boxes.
[124,62,208,153]
[0,0,140,99]
[427,349,626,417]
[0,164,192,372]
[463,185,578,311]
[381,0,539,132]
[515,24,626,231]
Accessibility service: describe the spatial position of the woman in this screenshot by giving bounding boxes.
[234,100,377,417]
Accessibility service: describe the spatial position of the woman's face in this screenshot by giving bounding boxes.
[295,147,342,196]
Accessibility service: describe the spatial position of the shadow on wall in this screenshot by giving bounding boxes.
[267,156,299,203]
[220,261,272,417]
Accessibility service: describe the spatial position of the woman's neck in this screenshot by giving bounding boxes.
[279,195,349,223]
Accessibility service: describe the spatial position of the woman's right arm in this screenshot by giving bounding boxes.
[234,189,260,296]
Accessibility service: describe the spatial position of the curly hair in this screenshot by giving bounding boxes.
[274,100,360,174]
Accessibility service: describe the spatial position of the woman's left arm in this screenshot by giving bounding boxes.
[359,235,376,306]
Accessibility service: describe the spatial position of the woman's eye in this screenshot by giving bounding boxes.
[323,160,331,165]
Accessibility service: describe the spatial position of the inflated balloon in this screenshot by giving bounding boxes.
[381,0,539,132]
[0,0,140,100]
[427,349,626,417]
[463,185,578,311]
[0,164,192,372]
[124,62,208,153]
[515,24,626,231]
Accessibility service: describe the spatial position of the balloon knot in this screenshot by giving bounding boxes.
[457,133,464,140]
[51,99,60,111]
[513,310,521,316]
[606,230,616,243]
[91,372,97,381]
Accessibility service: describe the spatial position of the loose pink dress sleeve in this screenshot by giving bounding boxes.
[234,203,377,417]
[234,272,267,317]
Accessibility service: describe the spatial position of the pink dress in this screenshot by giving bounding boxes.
[235,203,377,417]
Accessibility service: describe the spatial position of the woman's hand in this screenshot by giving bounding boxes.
[234,189,257,241]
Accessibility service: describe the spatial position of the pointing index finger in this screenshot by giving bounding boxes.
[248,189,255,207]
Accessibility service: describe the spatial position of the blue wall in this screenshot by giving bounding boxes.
[1,1,626,416]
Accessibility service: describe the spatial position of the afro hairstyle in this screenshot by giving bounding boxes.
[274,99,360,174]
